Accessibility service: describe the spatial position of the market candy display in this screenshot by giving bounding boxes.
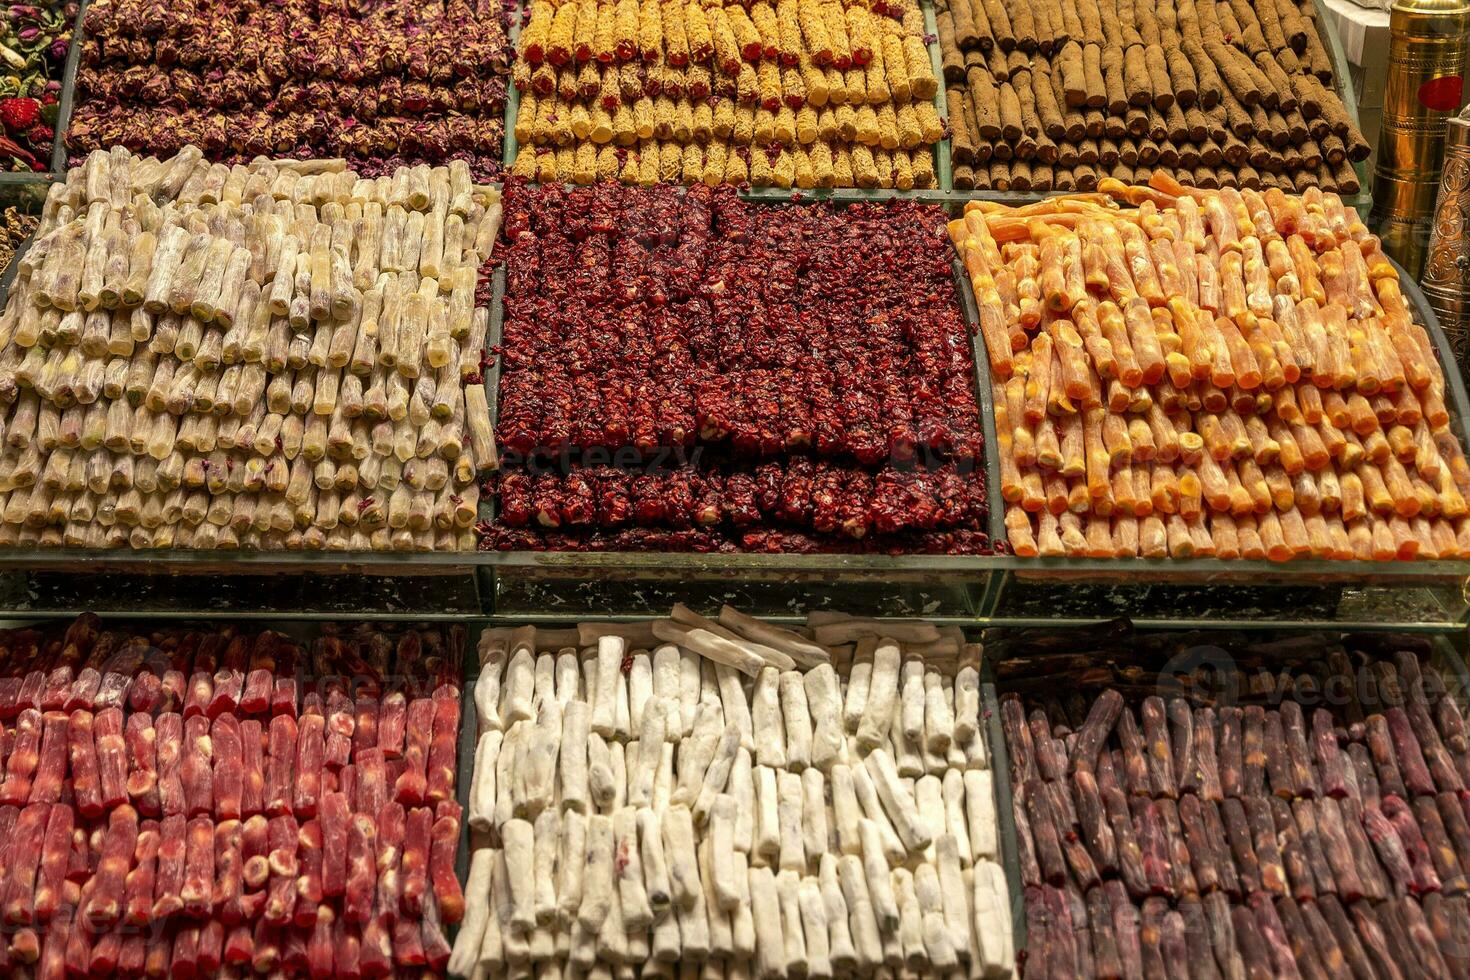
[68,0,509,178]
[479,182,994,554]
[0,147,500,551]
[951,176,1470,560]
[508,0,942,188]
[454,608,1011,978]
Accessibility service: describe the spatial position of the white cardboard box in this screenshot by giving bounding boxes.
[1324,0,1391,107]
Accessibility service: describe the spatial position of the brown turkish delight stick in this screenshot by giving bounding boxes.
[1312,709,1349,800]
[1423,893,1470,975]
[1383,795,1443,895]
[1158,799,1193,899]
[2,801,49,924]
[239,719,264,818]
[1217,708,1240,799]
[1221,798,1261,896]
[181,815,214,920]
[1000,697,1038,786]
[1361,796,1417,895]
[1042,884,1080,976]
[213,819,243,924]
[1275,895,1331,980]
[1392,896,1452,978]
[1101,879,1142,979]
[1439,792,1470,873]
[264,815,300,927]
[211,714,243,822]
[1099,780,1148,898]
[1060,819,1103,891]
[429,800,463,925]
[1047,778,1080,837]
[181,715,213,817]
[1337,798,1391,902]
[1291,797,1339,898]
[1367,714,1409,799]
[1115,707,1152,797]
[94,707,127,812]
[378,692,407,760]
[30,711,68,804]
[1167,698,1196,795]
[1131,798,1175,899]
[1072,769,1117,874]
[1281,702,1320,799]
[294,714,324,819]
[1140,697,1176,799]
[1241,705,1266,798]
[31,802,73,922]
[345,812,377,925]
[1230,903,1276,978]
[425,694,458,806]
[90,804,139,928]
[1245,797,1291,900]
[1407,696,1465,796]
[1070,689,1123,775]
[1249,891,1302,978]
[1298,900,1349,979]
[1191,707,1223,802]
[152,813,186,920]
[1022,780,1067,886]
[1387,707,1438,798]
[265,715,297,817]
[1315,894,1378,980]
[1263,711,1296,800]
[1313,798,1365,902]
[1083,884,1122,980]
[1414,796,1468,895]
[1176,794,1221,896]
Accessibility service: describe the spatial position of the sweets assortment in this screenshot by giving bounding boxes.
[453,607,1010,979]
[0,615,464,980]
[951,177,1470,561]
[0,1,72,172]
[0,146,500,552]
[479,182,994,555]
[937,0,1370,194]
[995,623,1470,980]
[508,0,942,188]
[69,0,509,178]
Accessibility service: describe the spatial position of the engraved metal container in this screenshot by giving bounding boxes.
[1371,0,1470,277]
[1423,109,1470,378]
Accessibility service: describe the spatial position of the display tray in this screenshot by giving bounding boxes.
[979,621,1470,963]
[501,0,955,202]
[938,0,1373,214]
[956,223,1470,624]
[477,193,1006,620]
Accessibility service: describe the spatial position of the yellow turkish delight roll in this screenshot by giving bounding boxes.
[726,5,761,60]
[639,0,663,61]
[773,105,796,144]
[871,148,892,188]
[796,104,818,143]
[613,103,638,145]
[816,105,837,140]
[573,142,597,183]
[772,147,796,188]
[892,149,914,189]
[703,140,728,186]
[692,101,714,140]
[681,142,703,183]
[590,106,615,143]
[662,0,688,65]
[621,147,643,183]
[882,34,909,102]
[615,0,639,60]
[546,2,577,64]
[557,66,579,101]
[904,33,937,100]
[595,145,619,180]
[833,144,854,185]
[834,103,857,141]
[810,140,835,186]
[793,146,816,188]
[684,1,712,62]
[708,7,740,75]
[800,54,828,106]
[639,140,662,183]
[757,61,781,109]
[912,145,935,186]
[824,3,852,68]
[845,7,874,66]
[781,66,806,109]
[915,101,943,143]
[519,0,556,63]
[713,98,736,137]
[673,100,694,141]
[775,0,802,63]
[660,140,684,180]
[593,3,616,62]
[515,92,538,144]
[798,0,832,64]
[736,63,759,104]
[754,108,775,144]
[512,148,538,179]
[751,2,780,59]
[632,96,656,138]
[855,103,880,144]
[653,95,676,138]
[851,144,878,187]
[826,67,848,104]
[876,103,899,150]
[573,0,597,60]
[733,103,756,143]
[750,146,773,186]
[894,103,920,149]
[725,147,750,183]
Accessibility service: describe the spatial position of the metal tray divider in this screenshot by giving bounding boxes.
[49,0,89,176]
[981,654,1027,959]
